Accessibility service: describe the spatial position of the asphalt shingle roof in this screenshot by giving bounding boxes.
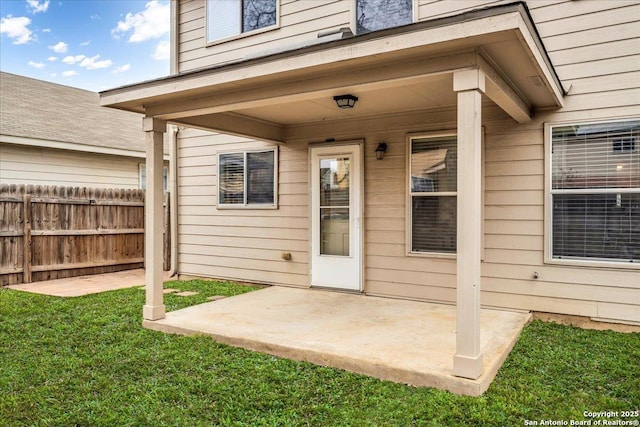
[0,72,154,154]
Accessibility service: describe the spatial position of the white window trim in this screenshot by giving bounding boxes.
[216,147,279,209]
[351,0,418,35]
[544,118,639,270]
[205,0,280,47]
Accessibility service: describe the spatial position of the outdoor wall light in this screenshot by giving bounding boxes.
[375,142,387,160]
[333,94,358,109]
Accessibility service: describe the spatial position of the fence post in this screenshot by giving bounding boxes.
[23,193,32,283]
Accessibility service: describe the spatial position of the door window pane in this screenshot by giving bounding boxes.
[320,157,350,256]
[320,208,350,256]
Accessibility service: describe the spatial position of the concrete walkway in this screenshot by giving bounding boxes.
[6,269,170,297]
[144,286,532,396]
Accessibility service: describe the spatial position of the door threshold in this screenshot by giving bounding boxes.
[310,286,363,295]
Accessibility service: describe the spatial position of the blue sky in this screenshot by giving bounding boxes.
[0,0,170,92]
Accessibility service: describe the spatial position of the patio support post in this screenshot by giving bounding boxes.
[142,117,167,321]
[452,69,484,379]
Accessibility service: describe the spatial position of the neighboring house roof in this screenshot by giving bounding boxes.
[0,71,167,157]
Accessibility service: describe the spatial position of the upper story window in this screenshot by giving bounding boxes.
[207,0,278,43]
[218,149,278,208]
[549,119,639,265]
[356,0,413,34]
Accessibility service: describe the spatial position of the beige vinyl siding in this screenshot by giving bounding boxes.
[176,128,310,286]
[0,143,142,189]
[475,1,640,322]
[174,0,640,323]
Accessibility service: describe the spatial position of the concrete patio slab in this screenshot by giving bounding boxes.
[6,269,170,297]
[143,286,531,396]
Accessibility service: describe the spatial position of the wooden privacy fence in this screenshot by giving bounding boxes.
[0,184,170,286]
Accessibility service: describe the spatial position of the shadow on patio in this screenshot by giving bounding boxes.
[143,286,531,396]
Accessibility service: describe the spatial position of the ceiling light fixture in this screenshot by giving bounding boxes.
[333,94,358,109]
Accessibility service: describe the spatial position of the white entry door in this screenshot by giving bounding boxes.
[310,143,362,291]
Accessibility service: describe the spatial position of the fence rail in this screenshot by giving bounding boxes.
[0,184,169,286]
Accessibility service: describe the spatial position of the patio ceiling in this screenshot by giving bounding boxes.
[100,3,564,143]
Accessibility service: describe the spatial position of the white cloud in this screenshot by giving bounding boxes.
[49,41,67,53]
[90,14,100,20]
[0,15,33,44]
[112,64,131,74]
[80,40,90,46]
[152,40,169,60]
[79,54,112,70]
[28,60,45,68]
[26,0,50,14]
[62,54,85,64]
[42,28,50,32]
[47,56,57,61]
[62,70,78,77]
[112,0,169,42]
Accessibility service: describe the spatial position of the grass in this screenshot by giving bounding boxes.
[1,279,638,426]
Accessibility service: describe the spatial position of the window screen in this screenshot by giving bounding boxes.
[409,136,457,253]
[551,120,639,263]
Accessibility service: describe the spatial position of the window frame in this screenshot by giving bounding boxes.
[544,118,640,269]
[406,131,458,258]
[205,0,280,46]
[139,164,168,191]
[352,0,417,35]
[216,147,278,209]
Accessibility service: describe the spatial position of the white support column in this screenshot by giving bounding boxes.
[452,69,484,379]
[142,117,167,321]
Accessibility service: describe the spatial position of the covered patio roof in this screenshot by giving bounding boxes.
[100,2,564,143]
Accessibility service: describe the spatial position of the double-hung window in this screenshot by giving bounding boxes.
[549,119,639,264]
[408,134,457,254]
[356,0,413,34]
[218,149,277,208]
[207,0,278,43]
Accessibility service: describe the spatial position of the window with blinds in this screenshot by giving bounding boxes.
[218,149,276,207]
[409,135,457,253]
[550,119,639,263]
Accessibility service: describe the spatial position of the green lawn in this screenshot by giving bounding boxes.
[1,279,638,426]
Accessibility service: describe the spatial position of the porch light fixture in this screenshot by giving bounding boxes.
[333,94,358,109]
[375,142,387,160]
